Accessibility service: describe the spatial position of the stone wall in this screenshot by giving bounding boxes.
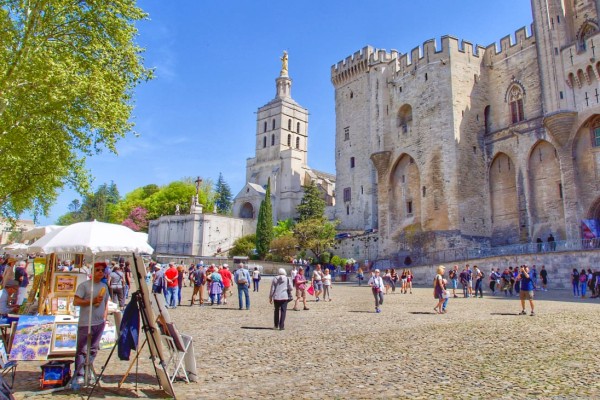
[374,249,600,290]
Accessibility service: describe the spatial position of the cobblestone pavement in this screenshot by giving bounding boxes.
[12,281,600,399]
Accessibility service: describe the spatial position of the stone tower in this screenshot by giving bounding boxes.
[233,53,335,223]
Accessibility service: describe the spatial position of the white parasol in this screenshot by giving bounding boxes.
[2,242,29,256]
[28,220,153,255]
[21,225,64,242]
[27,220,153,385]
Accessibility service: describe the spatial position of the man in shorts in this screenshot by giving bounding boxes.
[516,265,535,316]
[449,265,459,298]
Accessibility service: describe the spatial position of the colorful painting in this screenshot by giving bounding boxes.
[56,297,68,315]
[9,315,55,361]
[100,325,116,350]
[50,322,78,355]
[54,275,77,294]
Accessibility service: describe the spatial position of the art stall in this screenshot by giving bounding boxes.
[2,221,195,398]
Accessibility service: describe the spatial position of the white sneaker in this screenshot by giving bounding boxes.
[75,376,85,385]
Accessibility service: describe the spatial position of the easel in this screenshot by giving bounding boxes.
[88,289,172,399]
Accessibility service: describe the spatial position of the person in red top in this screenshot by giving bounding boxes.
[164,262,179,309]
[219,264,233,305]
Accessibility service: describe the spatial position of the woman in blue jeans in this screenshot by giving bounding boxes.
[579,269,587,298]
[252,267,260,292]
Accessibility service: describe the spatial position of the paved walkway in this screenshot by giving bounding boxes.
[12,281,600,399]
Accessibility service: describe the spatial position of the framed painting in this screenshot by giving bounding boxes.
[56,297,69,315]
[100,325,116,350]
[9,315,55,361]
[54,275,77,294]
[50,322,78,355]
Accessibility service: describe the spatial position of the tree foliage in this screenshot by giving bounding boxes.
[297,181,325,222]
[255,178,273,259]
[56,182,119,224]
[269,234,298,261]
[293,217,338,260]
[0,0,152,220]
[273,218,295,238]
[214,173,232,215]
[229,234,256,257]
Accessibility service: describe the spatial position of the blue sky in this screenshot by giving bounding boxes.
[35,0,533,225]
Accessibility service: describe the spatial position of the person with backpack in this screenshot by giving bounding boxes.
[108,264,126,309]
[571,268,580,297]
[489,268,498,295]
[269,268,293,330]
[190,264,205,306]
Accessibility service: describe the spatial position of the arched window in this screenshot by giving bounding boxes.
[295,136,300,149]
[297,122,300,133]
[263,121,267,133]
[263,136,267,148]
[508,85,525,124]
[271,134,275,146]
[484,105,491,134]
[578,22,598,51]
[287,134,291,146]
[288,119,292,131]
[272,119,276,130]
[592,120,600,147]
[397,104,413,133]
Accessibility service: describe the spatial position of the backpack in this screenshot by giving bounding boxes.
[237,270,248,284]
[480,271,485,279]
[579,273,587,283]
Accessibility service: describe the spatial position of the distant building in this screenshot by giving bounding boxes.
[0,218,35,245]
[233,52,335,223]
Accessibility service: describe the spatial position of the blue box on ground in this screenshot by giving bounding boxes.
[39,360,73,389]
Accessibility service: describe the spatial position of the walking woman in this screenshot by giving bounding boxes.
[390,269,398,293]
[433,265,446,314]
[357,267,364,286]
[252,267,261,292]
[579,269,588,298]
[293,266,309,311]
[368,269,385,313]
[269,268,293,330]
[383,269,392,294]
[322,268,333,301]
[400,269,408,293]
[407,269,414,294]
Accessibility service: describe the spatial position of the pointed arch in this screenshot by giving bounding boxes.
[388,154,421,234]
[506,83,525,124]
[577,20,598,51]
[528,140,565,240]
[397,104,413,133]
[489,153,519,245]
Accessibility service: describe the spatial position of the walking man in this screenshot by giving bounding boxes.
[190,264,205,305]
[234,263,251,310]
[164,262,179,309]
[368,269,385,313]
[449,265,459,298]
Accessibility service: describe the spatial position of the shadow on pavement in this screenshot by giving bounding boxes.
[347,310,373,313]
[408,311,438,315]
[241,326,275,330]
[490,312,519,316]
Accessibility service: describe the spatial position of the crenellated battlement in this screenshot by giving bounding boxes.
[485,24,535,60]
[331,25,537,85]
[331,46,374,87]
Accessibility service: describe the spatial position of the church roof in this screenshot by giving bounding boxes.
[247,182,266,194]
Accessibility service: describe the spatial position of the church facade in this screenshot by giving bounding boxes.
[233,53,335,223]
[332,0,600,258]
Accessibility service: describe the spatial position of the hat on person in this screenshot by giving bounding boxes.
[223,263,229,268]
[199,261,204,266]
[154,264,161,270]
[3,280,19,288]
[196,263,203,268]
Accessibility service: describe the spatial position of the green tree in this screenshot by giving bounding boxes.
[214,173,233,215]
[229,234,256,257]
[56,181,120,223]
[293,217,338,260]
[273,218,295,238]
[144,181,196,219]
[330,255,342,267]
[255,178,273,259]
[270,234,298,261]
[0,1,152,220]
[297,181,326,222]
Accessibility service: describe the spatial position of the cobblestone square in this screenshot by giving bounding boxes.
[13,280,600,399]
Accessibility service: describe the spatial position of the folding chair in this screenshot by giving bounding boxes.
[0,340,16,388]
[161,334,190,383]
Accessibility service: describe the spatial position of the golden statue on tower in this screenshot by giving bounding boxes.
[280,51,288,76]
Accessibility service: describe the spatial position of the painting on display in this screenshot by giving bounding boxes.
[9,315,55,361]
[54,275,77,294]
[50,322,78,355]
[100,325,116,350]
